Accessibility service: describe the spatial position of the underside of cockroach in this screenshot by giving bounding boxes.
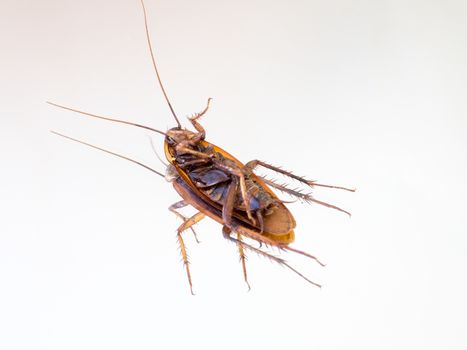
[162,100,353,292]
[163,104,296,236]
[49,0,355,294]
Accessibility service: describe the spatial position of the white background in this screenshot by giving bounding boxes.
[1,0,466,349]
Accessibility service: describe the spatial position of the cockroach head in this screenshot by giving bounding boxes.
[165,127,197,145]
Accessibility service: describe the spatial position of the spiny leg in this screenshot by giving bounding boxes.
[260,176,352,217]
[178,212,206,233]
[245,159,355,192]
[177,212,206,295]
[221,186,277,249]
[169,201,201,242]
[236,232,251,291]
[232,223,325,267]
[175,228,194,294]
[222,177,272,262]
[221,180,252,289]
[223,226,251,290]
[222,186,318,266]
[187,98,213,142]
[190,97,212,122]
[169,203,206,295]
[283,246,325,267]
[222,227,321,288]
[176,212,206,295]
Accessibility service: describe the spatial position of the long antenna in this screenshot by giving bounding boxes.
[141,0,182,128]
[51,131,165,178]
[47,101,167,136]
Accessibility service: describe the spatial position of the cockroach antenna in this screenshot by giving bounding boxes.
[50,131,165,178]
[140,0,182,129]
[46,101,167,136]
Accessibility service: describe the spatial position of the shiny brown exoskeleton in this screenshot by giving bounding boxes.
[50,0,354,294]
[161,101,354,292]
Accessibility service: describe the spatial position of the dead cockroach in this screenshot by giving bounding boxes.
[50,0,354,294]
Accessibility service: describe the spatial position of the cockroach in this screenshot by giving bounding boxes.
[50,0,354,294]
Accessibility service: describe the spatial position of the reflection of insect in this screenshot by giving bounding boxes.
[50,0,354,294]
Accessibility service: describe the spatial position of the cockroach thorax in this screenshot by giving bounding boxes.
[165,127,197,145]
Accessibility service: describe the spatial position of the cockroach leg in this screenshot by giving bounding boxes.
[308,182,356,192]
[236,233,251,291]
[175,144,212,159]
[245,160,355,192]
[256,211,264,234]
[232,223,285,250]
[177,212,206,233]
[222,177,264,259]
[212,159,256,225]
[181,158,212,167]
[283,246,326,267]
[223,227,321,288]
[221,179,251,289]
[239,175,255,224]
[222,227,251,291]
[168,200,188,212]
[305,197,352,217]
[171,207,206,295]
[233,223,323,267]
[260,177,352,217]
[169,201,202,243]
[190,97,212,122]
[188,98,213,142]
[175,228,194,295]
[176,211,206,295]
[221,177,238,227]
